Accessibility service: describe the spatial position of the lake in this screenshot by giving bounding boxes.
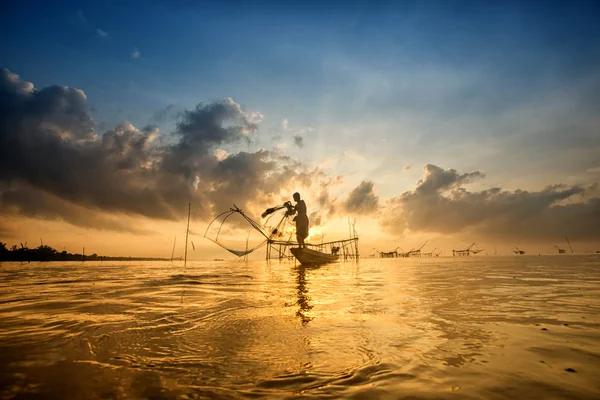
[1,256,600,399]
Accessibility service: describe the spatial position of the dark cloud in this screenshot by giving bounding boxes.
[344,181,379,214]
[162,98,261,176]
[384,165,600,241]
[0,182,153,234]
[0,69,325,230]
[293,135,304,148]
[413,164,484,196]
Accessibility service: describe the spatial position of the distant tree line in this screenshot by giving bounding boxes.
[0,243,168,262]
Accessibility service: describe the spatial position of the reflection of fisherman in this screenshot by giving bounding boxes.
[295,266,313,324]
[285,192,309,248]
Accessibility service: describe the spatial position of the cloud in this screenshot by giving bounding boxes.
[344,181,379,214]
[306,176,343,226]
[293,135,304,148]
[276,118,314,149]
[0,182,153,234]
[585,166,600,175]
[131,49,140,59]
[96,28,108,38]
[413,164,484,196]
[383,164,600,241]
[0,68,331,231]
[213,149,229,161]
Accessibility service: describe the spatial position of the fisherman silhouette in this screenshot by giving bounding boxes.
[285,192,309,248]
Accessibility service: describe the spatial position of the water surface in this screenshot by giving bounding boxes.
[1,256,600,399]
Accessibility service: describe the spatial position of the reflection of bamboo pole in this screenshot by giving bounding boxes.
[171,237,176,262]
[184,203,190,268]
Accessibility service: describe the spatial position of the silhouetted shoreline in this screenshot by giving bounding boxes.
[0,243,167,262]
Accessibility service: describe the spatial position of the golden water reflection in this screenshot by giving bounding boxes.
[0,256,599,399]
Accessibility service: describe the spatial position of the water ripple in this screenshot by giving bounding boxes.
[1,257,600,398]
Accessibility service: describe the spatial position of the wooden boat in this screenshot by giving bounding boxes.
[290,247,339,265]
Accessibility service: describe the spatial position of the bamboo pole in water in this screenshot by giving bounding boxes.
[184,203,191,268]
[244,230,250,261]
[565,236,574,254]
[171,237,176,262]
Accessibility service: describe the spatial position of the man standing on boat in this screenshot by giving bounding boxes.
[285,192,309,248]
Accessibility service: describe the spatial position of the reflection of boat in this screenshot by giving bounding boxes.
[290,247,339,265]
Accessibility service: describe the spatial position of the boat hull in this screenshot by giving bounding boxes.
[290,247,339,265]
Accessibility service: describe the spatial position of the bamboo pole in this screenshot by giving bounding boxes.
[171,237,176,262]
[565,236,574,254]
[184,203,190,268]
[244,230,250,261]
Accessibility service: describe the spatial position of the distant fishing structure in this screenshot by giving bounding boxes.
[555,236,574,254]
[373,247,401,258]
[408,241,429,257]
[371,241,440,258]
[421,248,441,257]
[397,248,413,258]
[452,243,483,257]
[513,247,525,255]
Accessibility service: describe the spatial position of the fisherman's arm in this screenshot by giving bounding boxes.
[284,201,296,215]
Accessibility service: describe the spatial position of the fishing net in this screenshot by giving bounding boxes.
[204,205,298,257]
[470,243,484,254]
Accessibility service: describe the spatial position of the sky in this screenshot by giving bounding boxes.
[1,0,599,258]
